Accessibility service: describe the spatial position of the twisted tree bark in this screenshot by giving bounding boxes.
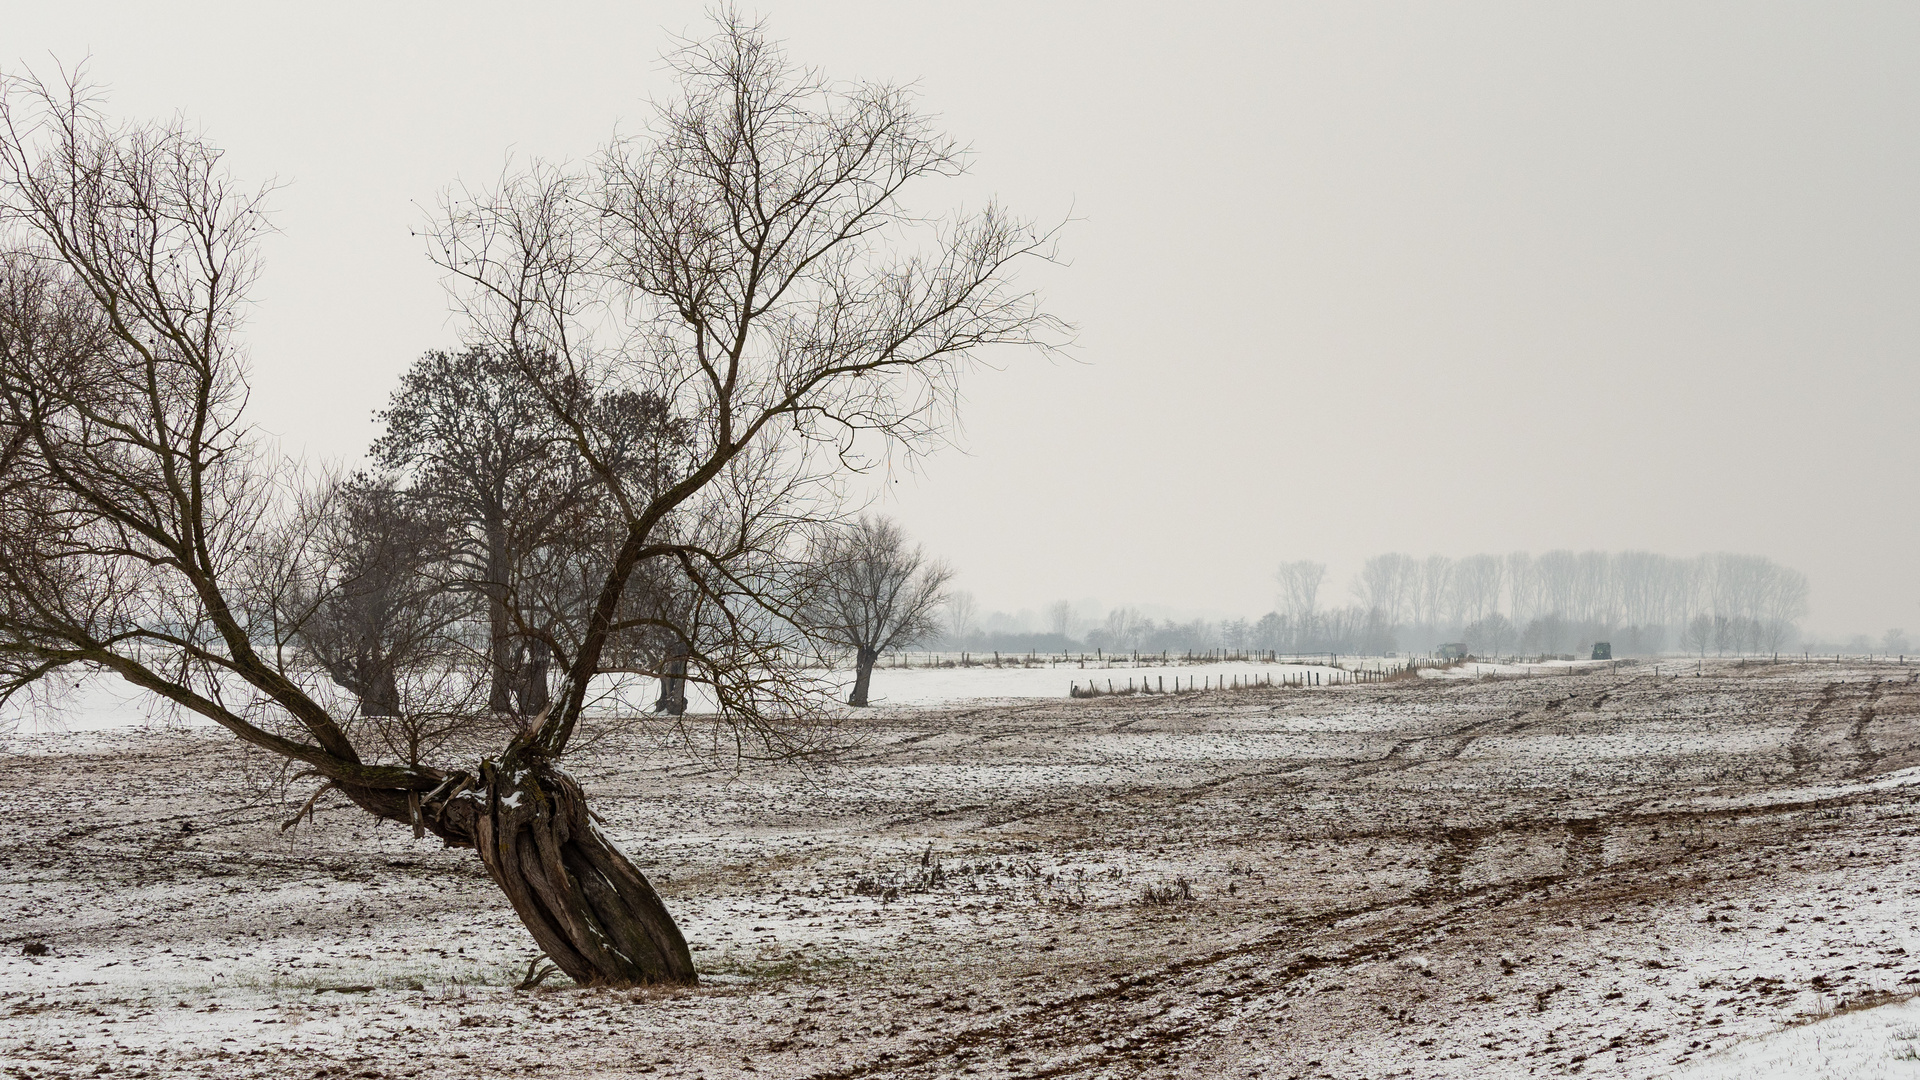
[402,754,697,986]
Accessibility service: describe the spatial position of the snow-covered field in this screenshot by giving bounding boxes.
[3,659,1918,1078]
[1671,994,1920,1079]
[0,655,1591,733]
[0,660,1346,733]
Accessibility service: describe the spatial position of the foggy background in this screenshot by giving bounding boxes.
[10,1,1916,640]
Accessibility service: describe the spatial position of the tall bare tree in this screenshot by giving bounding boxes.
[1505,550,1537,626]
[371,347,686,715]
[1045,599,1074,640]
[1415,554,1452,628]
[943,590,979,643]
[1534,550,1579,621]
[0,13,1058,989]
[1353,553,1415,625]
[1274,560,1326,620]
[803,516,952,706]
[370,347,583,713]
[425,9,1059,974]
[1453,554,1504,625]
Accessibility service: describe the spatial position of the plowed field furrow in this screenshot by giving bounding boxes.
[4,660,1919,1080]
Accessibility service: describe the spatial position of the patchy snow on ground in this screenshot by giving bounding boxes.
[3,658,1919,1078]
[1666,994,1920,1079]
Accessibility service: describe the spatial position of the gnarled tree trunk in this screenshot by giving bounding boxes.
[422,753,697,986]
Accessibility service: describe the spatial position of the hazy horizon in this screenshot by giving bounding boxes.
[11,1,1916,639]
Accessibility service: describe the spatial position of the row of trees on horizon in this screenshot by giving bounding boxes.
[936,550,1818,659]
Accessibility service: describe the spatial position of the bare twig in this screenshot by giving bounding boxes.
[279,782,336,833]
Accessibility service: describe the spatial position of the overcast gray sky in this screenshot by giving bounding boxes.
[9,2,1916,636]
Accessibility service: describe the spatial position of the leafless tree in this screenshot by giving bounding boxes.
[943,590,979,643]
[1505,551,1537,626]
[1416,554,1452,628]
[1613,550,1667,629]
[1756,564,1809,653]
[370,346,588,713]
[1274,560,1325,621]
[1353,554,1414,625]
[277,473,464,721]
[1534,550,1578,622]
[261,473,506,768]
[1462,613,1513,658]
[1681,613,1714,657]
[1045,599,1074,640]
[426,10,1059,976]
[1096,606,1146,653]
[803,516,952,706]
[371,347,688,715]
[1452,554,1504,625]
[1572,550,1614,625]
[0,12,1058,989]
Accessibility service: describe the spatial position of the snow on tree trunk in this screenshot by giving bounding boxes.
[437,755,696,986]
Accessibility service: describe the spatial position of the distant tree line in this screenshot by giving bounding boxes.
[939,550,1811,659]
[938,598,1398,657]
[1344,550,1809,657]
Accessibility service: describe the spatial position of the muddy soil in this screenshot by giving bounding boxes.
[3,660,1919,1079]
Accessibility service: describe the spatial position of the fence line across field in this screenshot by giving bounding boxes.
[5,652,1910,733]
[1069,663,1413,699]
[853,648,1915,671]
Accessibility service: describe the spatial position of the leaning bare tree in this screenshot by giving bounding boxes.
[0,15,1058,989]
[803,516,953,706]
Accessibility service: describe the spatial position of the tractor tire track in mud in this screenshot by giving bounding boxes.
[801,666,1920,1080]
[1849,677,1887,777]
[806,878,1554,1080]
[1373,713,1515,772]
[1789,680,1845,773]
[1361,686,1617,780]
[1783,676,1895,779]
[1428,827,1480,892]
[815,774,1920,1080]
[894,698,1548,839]
[871,674,1865,889]
[13,659,1920,1080]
